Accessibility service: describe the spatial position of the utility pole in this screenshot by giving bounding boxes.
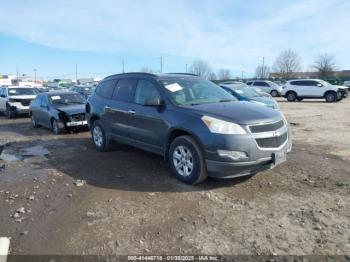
[75,64,78,83]
[262,56,265,79]
[16,62,19,85]
[241,71,244,80]
[33,68,37,84]
[122,59,125,73]
[185,63,188,73]
[160,56,163,73]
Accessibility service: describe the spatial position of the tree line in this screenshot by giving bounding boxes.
[255,49,338,79]
[140,49,338,80]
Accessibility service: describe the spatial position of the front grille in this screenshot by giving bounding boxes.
[256,132,288,148]
[70,114,85,122]
[340,89,348,97]
[13,99,31,106]
[249,120,284,133]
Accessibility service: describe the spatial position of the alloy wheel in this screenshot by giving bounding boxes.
[172,145,194,177]
[93,125,103,147]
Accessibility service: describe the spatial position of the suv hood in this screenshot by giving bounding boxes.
[250,96,277,109]
[55,104,85,115]
[9,95,37,100]
[188,101,282,125]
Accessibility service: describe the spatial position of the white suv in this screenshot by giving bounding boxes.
[0,86,38,118]
[246,80,283,97]
[281,79,348,103]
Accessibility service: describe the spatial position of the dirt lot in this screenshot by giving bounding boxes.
[0,98,349,256]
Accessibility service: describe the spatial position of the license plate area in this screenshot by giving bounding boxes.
[273,151,286,166]
[67,120,87,127]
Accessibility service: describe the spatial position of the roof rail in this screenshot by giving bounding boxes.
[104,72,158,80]
[165,73,199,76]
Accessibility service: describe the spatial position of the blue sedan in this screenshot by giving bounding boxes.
[219,83,280,110]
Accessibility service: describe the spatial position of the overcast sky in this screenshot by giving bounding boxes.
[0,0,349,79]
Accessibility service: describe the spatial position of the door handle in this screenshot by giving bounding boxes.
[128,110,136,115]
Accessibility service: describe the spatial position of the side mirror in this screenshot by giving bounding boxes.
[0,94,5,98]
[144,98,164,107]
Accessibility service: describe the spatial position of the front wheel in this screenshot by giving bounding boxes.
[169,135,208,184]
[51,119,65,134]
[91,120,110,151]
[325,92,337,103]
[5,105,15,119]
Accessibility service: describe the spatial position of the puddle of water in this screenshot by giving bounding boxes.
[20,145,50,157]
[0,152,23,161]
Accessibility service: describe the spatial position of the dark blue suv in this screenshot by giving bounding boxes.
[86,73,292,184]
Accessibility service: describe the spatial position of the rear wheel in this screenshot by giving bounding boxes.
[286,92,297,102]
[270,90,279,97]
[91,120,110,151]
[51,119,65,134]
[325,92,337,103]
[169,135,208,184]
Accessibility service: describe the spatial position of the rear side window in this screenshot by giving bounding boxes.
[290,80,318,86]
[0,88,3,96]
[290,81,302,86]
[96,80,116,98]
[253,81,269,87]
[134,80,161,105]
[112,78,136,102]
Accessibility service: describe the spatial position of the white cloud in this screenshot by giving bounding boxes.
[0,0,349,74]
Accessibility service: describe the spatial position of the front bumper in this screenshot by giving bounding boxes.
[8,104,30,114]
[203,122,292,178]
[339,89,348,98]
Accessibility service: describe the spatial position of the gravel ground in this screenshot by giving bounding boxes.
[0,98,349,256]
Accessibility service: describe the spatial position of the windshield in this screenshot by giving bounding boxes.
[82,86,95,94]
[319,80,330,86]
[8,88,37,96]
[231,85,261,97]
[49,93,85,105]
[160,78,236,105]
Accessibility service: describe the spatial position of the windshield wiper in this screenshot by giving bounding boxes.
[219,99,235,103]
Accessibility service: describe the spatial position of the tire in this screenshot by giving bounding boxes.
[286,92,297,102]
[51,119,65,135]
[270,90,278,97]
[30,113,40,128]
[5,104,15,119]
[325,92,337,103]
[169,135,208,184]
[297,98,303,102]
[91,120,110,152]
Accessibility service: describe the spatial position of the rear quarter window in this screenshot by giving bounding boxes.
[112,78,137,102]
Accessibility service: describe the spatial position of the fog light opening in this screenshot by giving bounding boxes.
[217,150,248,160]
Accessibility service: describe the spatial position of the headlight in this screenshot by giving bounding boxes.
[273,100,280,109]
[201,116,246,135]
